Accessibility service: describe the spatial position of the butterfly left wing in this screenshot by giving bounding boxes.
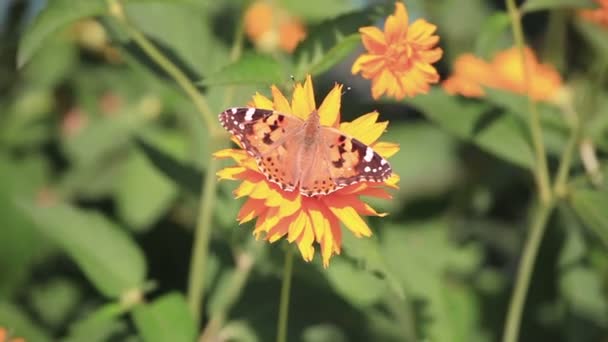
[219,107,305,156]
[219,107,305,192]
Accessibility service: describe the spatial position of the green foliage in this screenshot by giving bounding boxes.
[4,0,608,341]
[19,203,147,298]
[521,0,597,13]
[132,293,196,342]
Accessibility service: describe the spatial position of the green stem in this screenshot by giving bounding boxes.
[106,0,217,133]
[106,0,224,324]
[276,247,294,342]
[199,249,255,341]
[506,0,552,205]
[502,203,553,342]
[554,122,580,197]
[187,155,221,323]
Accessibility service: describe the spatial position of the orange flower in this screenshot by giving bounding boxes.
[579,0,608,28]
[442,47,562,102]
[352,2,443,99]
[215,75,399,267]
[244,1,306,53]
[0,328,25,342]
[442,54,496,98]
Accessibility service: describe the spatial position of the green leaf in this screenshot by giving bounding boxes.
[0,154,50,298]
[62,112,149,167]
[283,0,358,21]
[64,303,128,342]
[522,0,596,13]
[0,303,51,342]
[474,12,511,59]
[201,54,284,86]
[301,324,347,342]
[115,130,185,231]
[309,34,360,76]
[575,19,608,62]
[324,258,386,308]
[340,234,406,301]
[294,3,390,78]
[19,202,147,298]
[132,293,196,342]
[30,279,81,328]
[136,137,202,195]
[408,89,535,169]
[560,267,608,325]
[381,221,482,342]
[123,2,228,78]
[570,189,608,247]
[17,0,106,67]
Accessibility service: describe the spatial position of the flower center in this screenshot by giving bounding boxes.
[385,42,413,71]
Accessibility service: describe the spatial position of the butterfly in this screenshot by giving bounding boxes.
[219,107,392,197]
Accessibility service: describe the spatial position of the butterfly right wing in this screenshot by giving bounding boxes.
[219,107,305,192]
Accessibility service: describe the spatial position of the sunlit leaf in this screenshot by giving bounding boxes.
[201,54,284,86]
[408,89,535,169]
[19,202,147,298]
[309,34,360,76]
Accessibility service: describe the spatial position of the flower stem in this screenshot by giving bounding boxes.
[106,0,217,133]
[187,154,221,324]
[106,0,224,324]
[276,247,294,342]
[505,0,552,205]
[502,202,552,342]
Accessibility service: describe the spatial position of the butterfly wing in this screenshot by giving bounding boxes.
[304,127,392,193]
[219,107,305,192]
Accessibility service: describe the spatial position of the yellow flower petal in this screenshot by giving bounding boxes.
[327,205,372,237]
[291,76,315,119]
[271,85,292,114]
[234,180,257,198]
[287,211,308,242]
[372,141,400,158]
[340,111,388,145]
[251,92,274,110]
[317,83,342,127]
[384,2,409,43]
[359,26,387,54]
[308,205,329,243]
[217,166,247,180]
[296,217,315,262]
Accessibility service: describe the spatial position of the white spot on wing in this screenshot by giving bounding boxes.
[231,108,237,114]
[380,159,387,165]
[245,108,255,121]
[364,166,371,172]
[364,147,374,162]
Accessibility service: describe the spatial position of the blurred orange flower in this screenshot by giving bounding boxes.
[352,2,443,99]
[443,47,562,102]
[244,1,306,53]
[216,75,399,267]
[0,328,25,342]
[579,0,608,28]
[442,54,496,98]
